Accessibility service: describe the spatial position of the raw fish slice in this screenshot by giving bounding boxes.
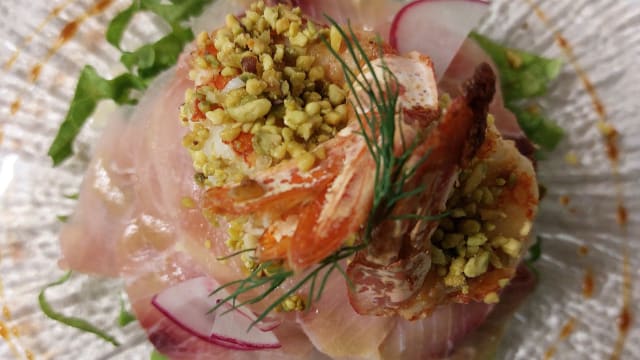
[298,270,395,360]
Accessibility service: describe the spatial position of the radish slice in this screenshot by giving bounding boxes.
[229,304,282,332]
[390,0,490,79]
[151,277,281,350]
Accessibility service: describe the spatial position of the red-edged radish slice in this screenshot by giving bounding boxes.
[151,276,281,350]
[390,0,490,78]
[229,304,282,332]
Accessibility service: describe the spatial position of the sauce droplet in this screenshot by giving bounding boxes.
[616,204,627,226]
[543,317,576,359]
[1,305,10,320]
[0,320,8,339]
[60,20,79,42]
[3,52,19,71]
[2,0,75,71]
[9,99,21,115]
[543,346,556,360]
[578,245,589,256]
[29,64,42,83]
[560,317,576,340]
[559,195,570,207]
[582,269,594,299]
[618,306,632,334]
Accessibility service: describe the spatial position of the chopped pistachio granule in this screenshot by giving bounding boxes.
[276,294,306,312]
[180,1,349,187]
[432,150,524,302]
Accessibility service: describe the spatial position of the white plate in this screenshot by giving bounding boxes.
[0,0,639,359]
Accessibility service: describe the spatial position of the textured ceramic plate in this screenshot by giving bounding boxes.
[1,0,639,359]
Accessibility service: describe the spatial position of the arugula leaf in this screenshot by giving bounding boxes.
[49,0,216,166]
[469,32,564,153]
[39,271,120,346]
[63,192,79,200]
[105,1,141,49]
[48,66,145,165]
[526,236,542,264]
[510,106,564,151]
[139,0,212,25]
[120,25,194,81]
[524,236,543,278]
[469,32,562,103]
[107,0,211,49]
[151,350,169,360]
[118,296,137,327]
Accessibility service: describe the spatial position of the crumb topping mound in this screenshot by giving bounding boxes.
[180,1,349,187]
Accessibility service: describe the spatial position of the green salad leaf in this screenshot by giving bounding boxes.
[151,349,169,360]
[118,296,137,327]
[48,66,145,165]
[470,32,564,152]
[49,0,216,166]
[524,236,543,278]
[469,32,562,103]
[510,106,564,152]
[39,271,121,346]
[526,236,543,264]
[121,26,194,81]
[63,192,80,200]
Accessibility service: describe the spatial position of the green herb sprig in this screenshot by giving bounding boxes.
[48,0,216,166]
[39,271,121,346]
[207,18,442,329]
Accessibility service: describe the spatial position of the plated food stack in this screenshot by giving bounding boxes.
[56,1,541,358]
[178,0,537,316]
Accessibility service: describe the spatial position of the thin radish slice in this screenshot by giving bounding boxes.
[390,0,490,79]
[151,276,281,350]
[229,304,282,332]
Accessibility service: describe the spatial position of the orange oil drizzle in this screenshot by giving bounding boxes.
[10,99,21,115]
[0,254,32,359]
[28,0,114,83]
[525,1,633,358]
[9,0,115,117]
[2,0,75,71]
[543,317,576,360]
[583,268,594,299]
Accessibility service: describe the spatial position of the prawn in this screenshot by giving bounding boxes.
[347,64,539,320]
[347,63,495,317]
